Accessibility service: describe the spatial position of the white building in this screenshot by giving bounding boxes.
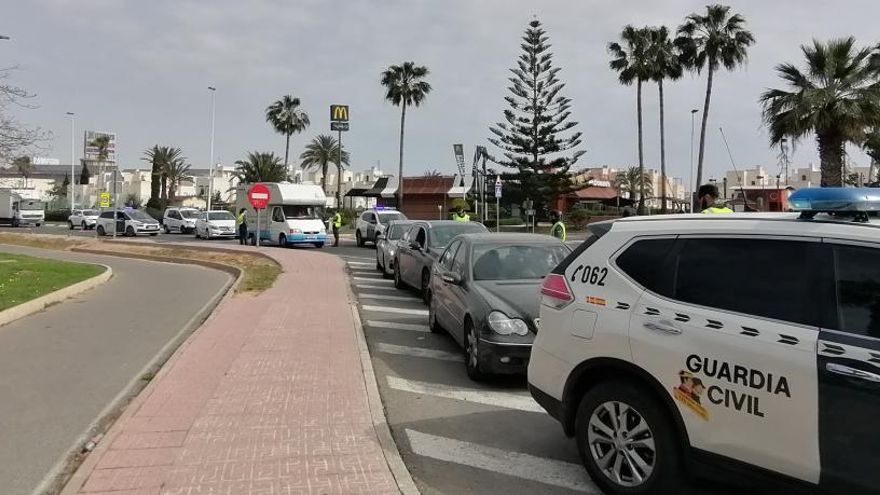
[572,166,687,210]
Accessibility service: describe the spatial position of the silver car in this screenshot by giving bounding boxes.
[376,220,413,278]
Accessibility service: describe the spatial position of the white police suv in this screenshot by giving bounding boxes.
[529,188,880,495]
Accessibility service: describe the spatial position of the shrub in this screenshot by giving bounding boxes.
[45,209,70,222]
[450,198,470,211]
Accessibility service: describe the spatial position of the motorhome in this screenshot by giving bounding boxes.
[0,190,44,227]
[235,183,328,247]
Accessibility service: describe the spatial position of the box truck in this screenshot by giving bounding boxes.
[0,190,44,227]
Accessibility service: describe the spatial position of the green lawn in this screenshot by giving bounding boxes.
[0,253,105,311]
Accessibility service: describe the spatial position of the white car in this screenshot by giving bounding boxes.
[355,207,407,247]
[96,209,161,236]
[529,188,880,495]
[162,207,200,234]
[68,209,99,230]
[194,210,236,239]
[375,220,412,276]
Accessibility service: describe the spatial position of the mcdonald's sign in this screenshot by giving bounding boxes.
[330,105,349,122]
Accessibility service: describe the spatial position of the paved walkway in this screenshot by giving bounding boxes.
[63,247,404,495]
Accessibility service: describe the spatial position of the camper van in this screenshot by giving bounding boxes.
[235,183,328,248]
[0,190,44,227]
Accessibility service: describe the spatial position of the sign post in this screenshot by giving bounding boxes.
[453,144,466,201]
[330,105,350,208]
[494,176,502,233]
[247,183,270,247]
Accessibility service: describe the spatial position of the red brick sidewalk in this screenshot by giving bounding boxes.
[62,248,409,495]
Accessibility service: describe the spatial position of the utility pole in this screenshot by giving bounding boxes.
[689,109,699,212]
[66,112,75,211]
[337,127,343,208]
[112,169,119,238]
[207,86,216,211]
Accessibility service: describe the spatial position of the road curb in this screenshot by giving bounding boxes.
[345,266,421,495]
[0,261,112,330]
[43,256,240,495]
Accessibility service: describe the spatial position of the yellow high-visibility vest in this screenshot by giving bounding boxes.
[235,212,246,226]
[332,213,342,228]
[453,212,470,222]
[551,221,566,241]
[701,206,733,214]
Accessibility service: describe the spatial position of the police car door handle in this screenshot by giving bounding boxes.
[826,363,880,383]
[643,320,681,335]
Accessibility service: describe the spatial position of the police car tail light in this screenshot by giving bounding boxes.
[541,274,573,309]
[789,187,880,222]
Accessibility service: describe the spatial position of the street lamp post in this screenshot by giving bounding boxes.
[207,86,216,211]
[66,112,75,211]
[689,109,699,212]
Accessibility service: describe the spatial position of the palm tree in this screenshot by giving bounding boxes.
[761,38,880,187]
[233,151,287,184]
[90,134,111,192]
[676,5,754,207]
[614,166,654,201]
[647,26,683,213]
[160,147,184,200]
[864,128,880,185]
[265,95,310,173]
[165,158,192,202]
[380,62,432,209]
[299,135,350,194]
[142,145,175,205]
[423,169,442,177]
[609,26,653,214]
[12,156,32,188]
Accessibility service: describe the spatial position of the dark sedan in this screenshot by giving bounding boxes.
[427,233,571,380]
[393,220,488,301]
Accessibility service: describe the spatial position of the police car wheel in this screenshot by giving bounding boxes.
[356,230,364,247]
[575,380,681,495]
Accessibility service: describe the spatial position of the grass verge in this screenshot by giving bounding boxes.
[0,252,105,311]
[0,233,281,294]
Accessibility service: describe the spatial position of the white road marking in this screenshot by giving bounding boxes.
[359,293,420,302]
[375,343,460,362]
[365,320,428,332]
[347,261,374,266]
[353,277,393,283]
[405,430,597,493]
[362,305,428,316]
[386,376,543,413]
[356,284,400,290]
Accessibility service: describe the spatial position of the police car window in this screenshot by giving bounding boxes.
[674,238,821,327]
[440,240,461,271]
[100,211,113,219]
[615,238,676,295]
[833,245,880,339]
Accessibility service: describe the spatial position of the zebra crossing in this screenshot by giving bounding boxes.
[344,257,594,495]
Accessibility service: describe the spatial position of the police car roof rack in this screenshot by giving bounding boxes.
[789,187,880,224]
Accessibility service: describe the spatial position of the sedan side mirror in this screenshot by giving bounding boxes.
[441,272,462,285]
[377,234,385,241]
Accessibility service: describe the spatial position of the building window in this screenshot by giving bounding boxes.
[801,175,807,181]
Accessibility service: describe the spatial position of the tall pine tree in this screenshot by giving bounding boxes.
[489,19,585,216]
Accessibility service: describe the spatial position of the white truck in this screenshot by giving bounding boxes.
[235,183,328,248]
[0,190,44,227]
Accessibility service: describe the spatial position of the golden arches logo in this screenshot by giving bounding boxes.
[331,105,349,122]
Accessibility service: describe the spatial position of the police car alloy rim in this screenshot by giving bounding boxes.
[587,401,656,487]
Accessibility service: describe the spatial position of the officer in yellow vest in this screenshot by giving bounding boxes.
[550,210,566,242]
[698,184,733,214]
[236,208,248,245]
[331,211,342,247]
[452,206,470,222]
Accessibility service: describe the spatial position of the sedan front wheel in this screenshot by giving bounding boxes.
[464,320,485,381]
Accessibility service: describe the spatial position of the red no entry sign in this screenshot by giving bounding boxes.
[247,183,270,210]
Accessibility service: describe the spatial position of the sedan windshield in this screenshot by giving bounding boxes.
[208,212,234,221]
[387,223,411,240]
[429,223,487,248]
[473,244,571,281]
[126,210,154,221]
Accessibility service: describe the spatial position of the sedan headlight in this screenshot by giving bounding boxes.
[487,311,529,336]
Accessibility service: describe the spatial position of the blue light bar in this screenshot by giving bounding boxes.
[789,188,880,213]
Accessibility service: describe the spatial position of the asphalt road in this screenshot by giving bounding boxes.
[334,242,744,495]
[0,245,232,495]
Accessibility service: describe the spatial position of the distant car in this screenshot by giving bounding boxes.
[162,207,200,234]
[428,233,571,380]
[194,210,236,239]
[393,220,488,301]
[68,209,99,230]
[96,209,161,236]
[355,207,407,247]
[376,220,413,277]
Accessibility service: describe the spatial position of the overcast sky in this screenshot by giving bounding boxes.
[5,0,880,185]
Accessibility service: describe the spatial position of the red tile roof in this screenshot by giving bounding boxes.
[571,186,619,200]
[402,177,454,195]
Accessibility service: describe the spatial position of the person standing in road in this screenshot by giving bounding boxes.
[452,206,470,222]
[332,210,342,247]
[698,184,733,214]
[550,210,566,242]
[236,208,248,245]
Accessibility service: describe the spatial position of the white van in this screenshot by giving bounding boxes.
[235,183,328,248]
